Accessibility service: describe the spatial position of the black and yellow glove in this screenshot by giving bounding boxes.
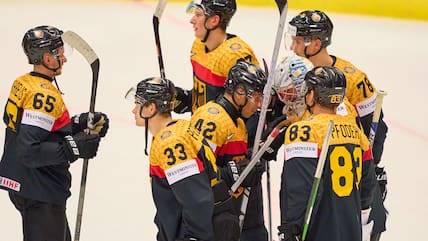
[71,112,110,137]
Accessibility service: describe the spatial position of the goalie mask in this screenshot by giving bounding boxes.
[304,66,346,109]
[22,25,64,65]
[273,54,313,118]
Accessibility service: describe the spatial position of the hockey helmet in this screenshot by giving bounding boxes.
[187,0,236,29]
[133,77,177,113]
[22,25,64,64]
[288,10,333,48]
[273,54,313,117]
[304,66,346,108]
[225,60,267,98]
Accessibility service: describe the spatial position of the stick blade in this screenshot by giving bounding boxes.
[154,0,168,19]
[62,31,98,65]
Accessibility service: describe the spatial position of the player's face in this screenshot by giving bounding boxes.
[132,99,156,127]
[44,46,67,75]
[132,102,146,127]
[241,91,263,118]
[289,36,307,56]
[289,36,318,58]
[190,7,207,39]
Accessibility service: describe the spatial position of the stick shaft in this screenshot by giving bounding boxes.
[301,120,334,241]
[368,90,387,145]
[153,0,168,79]
[62,31,99,241]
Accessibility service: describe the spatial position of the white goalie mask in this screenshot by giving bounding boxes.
[273,54,313,118]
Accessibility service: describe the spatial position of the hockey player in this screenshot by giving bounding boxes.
[286,10,388,240]
[174,0,259,114]
[126,77,218,241]
[258,54,315,163]
[189,60,267,241]
[263,53,361,166]
[0,25,109,241]
[278,66,377,241]
[174,1,268,240]
[274,54,359,122]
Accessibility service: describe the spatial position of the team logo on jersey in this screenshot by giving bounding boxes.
[229,43,242,51]
[207,107,220,114]
[227,133,234,140]
[40,83,48,89]
[160,130,172,140]
[343,66,355,74]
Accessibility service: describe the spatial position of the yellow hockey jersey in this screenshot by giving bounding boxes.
[149,119,217,241]
[333,56,378,117]
[190,34,259,113]
[281,113,376,241]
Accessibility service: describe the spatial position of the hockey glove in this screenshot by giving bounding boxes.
[71,112,110,137]
[260,115,291,161]
[361,208,374,241]
[221,160,265,188]
[235,159,266,187]
[63,132,101,162]
[173,86,191,114]
[375,166,388,201]
[278,225,301,241]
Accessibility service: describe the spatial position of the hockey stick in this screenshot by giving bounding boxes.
[301,120,334,241]
[238,0,288,238]
[261,57,274,241]
[367,90,387,241]
[251,0,288,156]
[368,90,387,146]
[234,115,294,240]
[230,115,296,236]
[153,0,168,79]
[265,160,273,240]
[62,31,100,241]
[230,115,296,193]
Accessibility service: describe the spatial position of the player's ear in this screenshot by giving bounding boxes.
[232,86,247,104]
[43,52,51,65]
[305,90,315,106]
[208,14,221,28]
[313,38,323,51]
[148,102,157,115]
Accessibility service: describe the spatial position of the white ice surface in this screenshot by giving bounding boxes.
[1,2,428,241]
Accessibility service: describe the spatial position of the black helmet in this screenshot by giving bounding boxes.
[135,77,177,113]
[288,10,333,48]
[225,60,267,97]
[193,0,236,29]
[22,25,64,64]
[304,66,346,108]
